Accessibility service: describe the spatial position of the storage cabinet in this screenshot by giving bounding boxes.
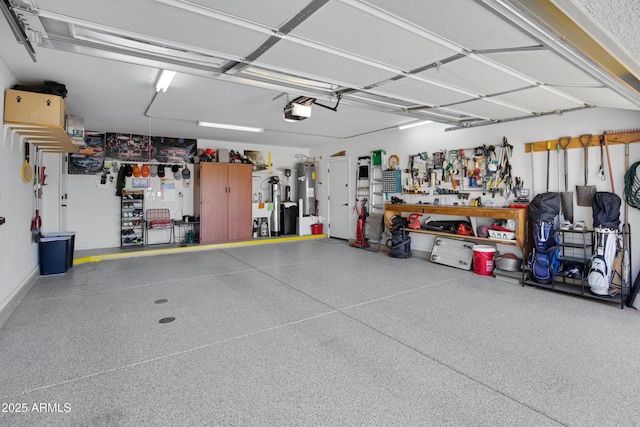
[121,190,145,247]
[195,163,252,244]
[4,89,67,126]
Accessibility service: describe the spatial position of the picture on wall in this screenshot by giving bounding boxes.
[152,136,197,164]
[68,131,105,174]
[105,133,152,162]
[103,133,197,164]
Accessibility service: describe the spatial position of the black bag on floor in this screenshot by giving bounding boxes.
[528,192,561,283]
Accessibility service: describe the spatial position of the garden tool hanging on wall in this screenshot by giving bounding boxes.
[558,136,574,222]
[576,134,597,206]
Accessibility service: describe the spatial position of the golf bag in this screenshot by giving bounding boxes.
[528,192,561,284]
[588,192,621,295]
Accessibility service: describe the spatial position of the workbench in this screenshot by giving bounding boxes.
[383,204,531,253]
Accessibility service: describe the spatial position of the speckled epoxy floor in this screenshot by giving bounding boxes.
[1,240,639,426]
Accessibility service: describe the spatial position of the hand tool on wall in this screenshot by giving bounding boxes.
[576,134,596,206]
[622,140,631,295]
[603,133,615,193]
[546,140,551,192]
[598,137,606,181]
[529,143,535,195]
[21,142,33,183]
[558,136,574,222]
[30,147,42,239]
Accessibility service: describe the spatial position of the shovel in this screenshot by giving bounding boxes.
[558,136,574,222]
[576,134,596,206]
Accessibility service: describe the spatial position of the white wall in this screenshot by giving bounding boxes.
[58,138,310,250]
[313,107,640,268]
[197,139,311,205]
[0,59,39,317]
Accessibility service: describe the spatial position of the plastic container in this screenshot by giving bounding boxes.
[41,231,76,269]
[472,245,496,276]
[310,223,323,235]
[488,230,516,240]
[39,236,73,275]
[371,149,386,166]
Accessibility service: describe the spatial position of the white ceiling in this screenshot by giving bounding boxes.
[1,0,639,148]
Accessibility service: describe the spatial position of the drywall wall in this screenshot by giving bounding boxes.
[58,138,310,250]
[313,106,640,265]
[0,59,39,320]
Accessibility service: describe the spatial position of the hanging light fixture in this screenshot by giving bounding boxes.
[197,121,264,133]
[155,70,177,93]
[397,120,433,130]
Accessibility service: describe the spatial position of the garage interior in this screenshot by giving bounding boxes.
[1,0,640,425]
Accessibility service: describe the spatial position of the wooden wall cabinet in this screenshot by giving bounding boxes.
[4,89,66,127]
[195,163,252,244]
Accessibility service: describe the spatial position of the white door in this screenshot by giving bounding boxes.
[327,158,350,239]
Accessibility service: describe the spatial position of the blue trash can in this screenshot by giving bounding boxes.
[41,232,75,270]
[39,236,72,275]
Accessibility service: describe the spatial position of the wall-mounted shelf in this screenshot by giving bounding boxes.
[3,122,79,153]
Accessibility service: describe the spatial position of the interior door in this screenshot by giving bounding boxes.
[327,158,350,239]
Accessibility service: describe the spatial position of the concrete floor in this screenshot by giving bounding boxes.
[1,239,639,426]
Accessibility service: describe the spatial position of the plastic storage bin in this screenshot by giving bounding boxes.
[41,231,76,270]
[39,235,73,275]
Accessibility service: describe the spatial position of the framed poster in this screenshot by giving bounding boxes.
[68,131,105,174]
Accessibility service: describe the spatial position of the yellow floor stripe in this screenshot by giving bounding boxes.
[74,234,327,265]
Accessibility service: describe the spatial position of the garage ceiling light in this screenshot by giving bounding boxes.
[398,120,433,130]
[155,70,177,92]
[197,121,264,133]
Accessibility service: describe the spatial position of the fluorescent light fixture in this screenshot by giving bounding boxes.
[197,121,264,133]
[398,120,433,130]
[155,70,177,92]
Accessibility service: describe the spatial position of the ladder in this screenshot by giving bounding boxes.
[355,156,371,206]
[370,150,386,215]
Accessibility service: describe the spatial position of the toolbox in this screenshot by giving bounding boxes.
[429,237,474,270]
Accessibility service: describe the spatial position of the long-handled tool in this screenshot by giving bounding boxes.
[603,134,615,193]
[622,141,631,298]
[30,146,42,240]
[530,143,535,195]
[598,137,606,181]
[546,140,551,192]
[558,136,574,222]
[576,134,596,206]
